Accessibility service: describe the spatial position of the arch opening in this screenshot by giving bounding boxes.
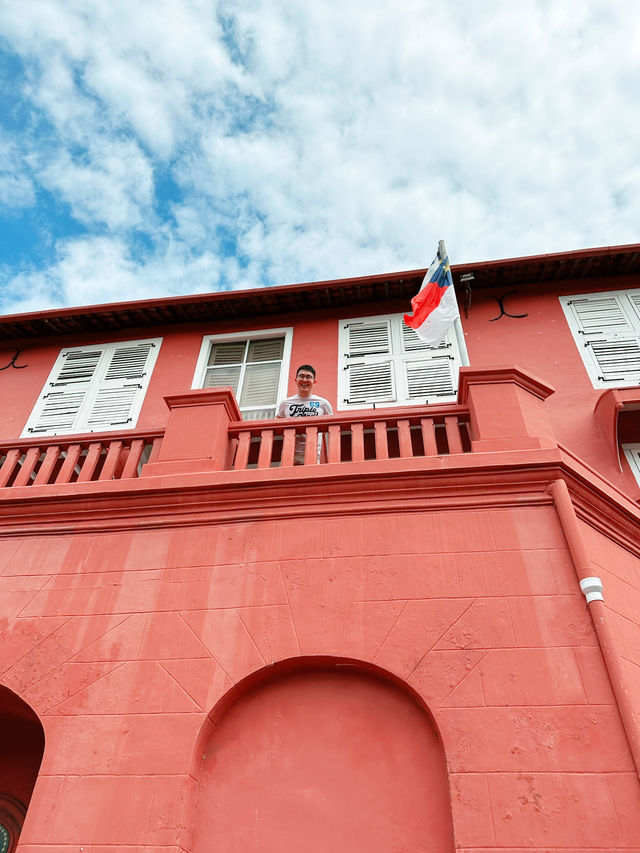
[192,661,455,853]
[0,687,45,852]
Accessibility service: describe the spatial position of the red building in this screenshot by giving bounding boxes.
[1,243,640,852]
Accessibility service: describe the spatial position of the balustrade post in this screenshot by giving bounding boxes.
[458,366,557,452]
[142,388,241,476]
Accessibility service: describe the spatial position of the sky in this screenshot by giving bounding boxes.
[0,0,638,315]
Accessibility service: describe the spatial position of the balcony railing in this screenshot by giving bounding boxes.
[0,369,557,490]
[0,431,163,488]
[227,407,471,470]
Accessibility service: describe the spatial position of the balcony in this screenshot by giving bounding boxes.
[0,367,555,492]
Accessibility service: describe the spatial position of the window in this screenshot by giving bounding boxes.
[338,313,465,409]
[622,444,640,487]
[192,328,293,420]
[21,338,161,437]
[560,289,640,388]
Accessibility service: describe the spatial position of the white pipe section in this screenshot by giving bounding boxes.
[579,576,604,603]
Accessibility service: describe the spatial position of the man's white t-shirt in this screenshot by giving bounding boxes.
[276,394,333,419]
[276,394,333,462]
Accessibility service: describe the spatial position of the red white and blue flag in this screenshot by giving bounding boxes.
[404,241,459,347]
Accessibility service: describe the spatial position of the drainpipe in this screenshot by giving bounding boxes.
[548,478,640,778]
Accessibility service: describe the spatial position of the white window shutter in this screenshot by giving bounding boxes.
[563,292,640,386]
[208,340,247,366]
[623,444,640,487]
[86,387,140,428]
[83,341,158,430]
[52,349,103,385]
[345,319,392,357]
[25,348,103,434]
[588,339,640,384]
[339,314,462,408]
[240,362,281,408]
[627,292,640,319]
[405,356,458,400]
[103,342,156,381]
[341,318,395,405]
[22,338,161,437]
[247,338,284,362]
[401,323,432,353]
[567,294,634,336]
[27,390,89,434]
[203,364,242,391]
[346,361,396,404]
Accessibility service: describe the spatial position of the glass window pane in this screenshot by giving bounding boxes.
[204,364,242,391]
[239,362,281,407]
[247,338,284,363]
[207,341,246,367]
[242,406,277,420]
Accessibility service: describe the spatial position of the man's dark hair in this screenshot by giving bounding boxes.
[296,364,316,377]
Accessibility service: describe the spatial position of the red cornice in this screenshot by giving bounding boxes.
[457,366,555,403]
[164,387,242,421]
[1,448,639,561]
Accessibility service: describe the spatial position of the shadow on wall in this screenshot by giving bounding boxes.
[191,658,455,853]
[0,686,45,852]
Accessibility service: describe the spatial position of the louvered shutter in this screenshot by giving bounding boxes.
[342,318,395,404]
[401,324,432,353]
[623,444,640,486]
[405,357,458,399]
[83,341,158,430]
[346,362,395,404]
[240,338,284,415]
[400,325,459,401]
[204,341,245,392]
[25,348,103,434]
[627,292,640,319]
[565,294,640,385]
[339,314,463,408]
[28,389,90,434]
[22,339,160,436]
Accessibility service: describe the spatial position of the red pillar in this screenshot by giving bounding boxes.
[142,387,241,476]
[458,366,556,451]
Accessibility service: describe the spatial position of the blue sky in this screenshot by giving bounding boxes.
[0,0,638,315]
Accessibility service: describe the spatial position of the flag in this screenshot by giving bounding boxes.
[404,240,459,347]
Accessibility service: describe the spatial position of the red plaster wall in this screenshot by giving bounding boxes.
[578,520,640,734]
[192,667,454,853]
[1,501,639,851]
[3,271,640,851]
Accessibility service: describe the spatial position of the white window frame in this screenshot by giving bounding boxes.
[337,312,468,410]
[21,337,162,438]
[192,327,293,419]
[560,288,640,388]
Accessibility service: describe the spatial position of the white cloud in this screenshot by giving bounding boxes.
[0,135,36,209]
[0,0,639,312]
[0,233,225,315]
[39,137,154,229]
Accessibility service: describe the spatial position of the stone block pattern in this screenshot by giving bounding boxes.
[1,503,639,850]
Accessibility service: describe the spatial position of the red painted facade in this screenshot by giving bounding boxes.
[1,245,640,851]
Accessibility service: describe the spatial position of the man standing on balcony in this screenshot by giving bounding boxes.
[276,364,333,463]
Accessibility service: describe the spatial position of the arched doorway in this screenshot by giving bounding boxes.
[192,662,455,852]
[0,687,45,852]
